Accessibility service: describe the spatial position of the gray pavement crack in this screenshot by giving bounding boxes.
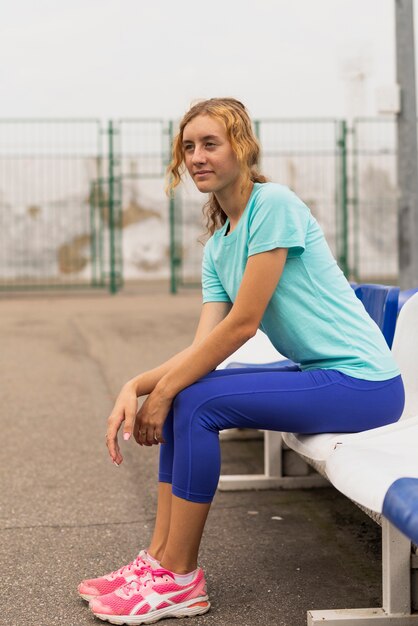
[69,315,115,398]
[0,518,152,531]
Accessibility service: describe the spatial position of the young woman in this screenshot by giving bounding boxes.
[79,98,404,625]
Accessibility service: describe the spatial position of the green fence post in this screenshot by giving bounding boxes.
[89,181,97,286]
[169,192,177,294]
[254,119,260,140]
[351,121,359,281]
[337,120,349,277]
[108,120,118,294]
[168,120,177,294]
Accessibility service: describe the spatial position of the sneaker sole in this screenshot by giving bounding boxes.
[93,597,210,625]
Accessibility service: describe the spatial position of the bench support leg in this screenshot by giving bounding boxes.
[218,431,328,491]
[308,520,418,625]
[382,518,411,614]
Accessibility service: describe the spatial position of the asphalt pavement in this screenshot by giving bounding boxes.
[0,289,382,626]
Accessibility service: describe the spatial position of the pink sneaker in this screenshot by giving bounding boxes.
[89,565,210,625]
[78,550,158,601]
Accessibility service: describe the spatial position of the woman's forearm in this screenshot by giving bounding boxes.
[155,317,254,400]
[128,345,196,396]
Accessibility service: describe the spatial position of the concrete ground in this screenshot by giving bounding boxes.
[0,288,382,626]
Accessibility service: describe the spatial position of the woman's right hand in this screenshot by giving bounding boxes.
[106,380,139,466]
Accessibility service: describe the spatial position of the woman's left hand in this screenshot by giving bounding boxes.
[131,388,171,446]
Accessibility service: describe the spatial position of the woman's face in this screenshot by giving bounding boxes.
[182,114,242,196]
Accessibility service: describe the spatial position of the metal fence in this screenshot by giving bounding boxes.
[351,118,397,283]
[258,118,348,272]
[111,119,173,291]
[0,116,404,293]
[0,119,107,290]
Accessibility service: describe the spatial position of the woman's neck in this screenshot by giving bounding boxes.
[215,180,254,228]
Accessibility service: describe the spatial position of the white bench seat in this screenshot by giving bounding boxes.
[283,415,418,514]
[323,416,418,520]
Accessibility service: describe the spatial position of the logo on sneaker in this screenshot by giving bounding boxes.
[130,584,197,615]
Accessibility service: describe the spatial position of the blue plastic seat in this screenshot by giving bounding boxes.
[353,283,399,348]
[225,358,297,370]
[383,477,418,545]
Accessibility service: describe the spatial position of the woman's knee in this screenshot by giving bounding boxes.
[173,385,196,415]
[172,384,219,437]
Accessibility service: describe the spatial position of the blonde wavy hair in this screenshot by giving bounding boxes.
[166,98,268,236]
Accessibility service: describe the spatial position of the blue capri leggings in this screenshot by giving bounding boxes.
[158,367,405,503]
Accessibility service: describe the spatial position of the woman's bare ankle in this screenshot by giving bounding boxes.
[146,544,166,563]
[160,555,197,575]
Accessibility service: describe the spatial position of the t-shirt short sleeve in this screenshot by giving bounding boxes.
[201,239,232,303]
[248,185,310,259]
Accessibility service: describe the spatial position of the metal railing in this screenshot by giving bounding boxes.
[0,119,106,290]
[0,116,405,293]
[351,117,398,283]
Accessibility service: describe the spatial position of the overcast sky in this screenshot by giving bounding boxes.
[0,0,409,120]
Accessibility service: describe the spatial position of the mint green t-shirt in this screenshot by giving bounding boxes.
[202,182,400,381]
